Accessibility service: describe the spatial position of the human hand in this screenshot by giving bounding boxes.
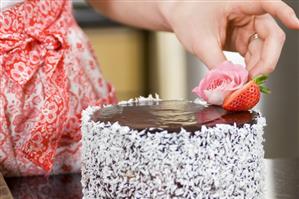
[159,0,299,77]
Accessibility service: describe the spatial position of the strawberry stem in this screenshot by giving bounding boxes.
[253,75,271,94]
[253,75,268,84]
[260,85,271,94]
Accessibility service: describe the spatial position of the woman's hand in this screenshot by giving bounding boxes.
[159,1,299,77]
[89,0,299,77]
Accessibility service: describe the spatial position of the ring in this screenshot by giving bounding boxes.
[249,33,259,43]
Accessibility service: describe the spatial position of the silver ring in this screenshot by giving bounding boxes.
[249,33,259,43]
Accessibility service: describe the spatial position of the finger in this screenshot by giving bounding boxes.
[238,0,299,29]
[246,37,263,71]
[249,15,286,77]
[228,16,256,56]
[192,35,227,69]
[245,51,251,66]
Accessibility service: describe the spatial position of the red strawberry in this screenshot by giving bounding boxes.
[222,75,270,111]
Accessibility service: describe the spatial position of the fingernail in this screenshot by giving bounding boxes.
[291,13,299,25]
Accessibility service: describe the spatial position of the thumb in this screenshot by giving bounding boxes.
[192,36,226,69]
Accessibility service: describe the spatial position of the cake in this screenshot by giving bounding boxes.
[81,96,266,199]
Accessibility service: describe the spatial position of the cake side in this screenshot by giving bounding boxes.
[81,97,266,199]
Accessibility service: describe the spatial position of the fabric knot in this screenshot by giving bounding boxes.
[1,30,65,86]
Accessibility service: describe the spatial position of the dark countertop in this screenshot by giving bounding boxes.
[3,158,299,199]
[264,159,299,198]
[5,174,82,199]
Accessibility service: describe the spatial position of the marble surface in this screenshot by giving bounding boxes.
[3,159,299,199]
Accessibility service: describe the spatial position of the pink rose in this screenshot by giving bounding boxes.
[193,61,248,105]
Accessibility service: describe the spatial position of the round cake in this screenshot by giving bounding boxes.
[81,96,266,199]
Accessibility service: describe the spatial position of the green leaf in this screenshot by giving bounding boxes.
[254,75,269,85]
[260,85,271,94]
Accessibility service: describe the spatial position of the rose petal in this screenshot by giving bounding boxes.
[193,61,249,105]
[204,89,225,105]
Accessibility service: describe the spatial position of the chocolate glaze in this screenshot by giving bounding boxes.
[91,100,258,133]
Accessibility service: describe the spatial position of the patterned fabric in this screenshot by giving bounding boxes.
[0,0,24,11]
[0,0,117,176]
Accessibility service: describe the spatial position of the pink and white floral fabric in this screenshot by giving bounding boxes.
[0,0,117,176]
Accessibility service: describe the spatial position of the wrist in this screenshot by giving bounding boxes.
[156,1,175,32]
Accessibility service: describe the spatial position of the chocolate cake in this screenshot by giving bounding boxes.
[81,95,266,199]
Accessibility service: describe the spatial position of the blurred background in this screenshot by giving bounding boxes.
[73,1,299,159]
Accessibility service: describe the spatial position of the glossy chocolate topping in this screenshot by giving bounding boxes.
[91,100,258,133]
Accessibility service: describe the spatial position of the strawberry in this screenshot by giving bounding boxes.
[222,75,270,111]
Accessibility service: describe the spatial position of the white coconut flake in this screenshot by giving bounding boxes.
[81,96,266,199]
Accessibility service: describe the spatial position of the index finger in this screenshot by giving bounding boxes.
[239,0,299,29]
[249,15,285,77]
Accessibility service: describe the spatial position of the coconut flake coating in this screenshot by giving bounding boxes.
[81,97,266,199]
